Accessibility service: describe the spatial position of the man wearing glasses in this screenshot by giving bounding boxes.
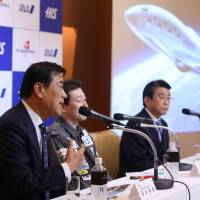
[119,79,171,177]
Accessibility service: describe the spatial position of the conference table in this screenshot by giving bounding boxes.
[52,156,200,200]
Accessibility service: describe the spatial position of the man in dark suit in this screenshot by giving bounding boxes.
[0,62,84,200]
[119,79,171,177]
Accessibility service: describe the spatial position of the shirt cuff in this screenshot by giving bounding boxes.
[61,162,71,182]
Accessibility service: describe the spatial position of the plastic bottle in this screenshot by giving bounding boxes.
[91,157,107,200]
[166,142,180,179]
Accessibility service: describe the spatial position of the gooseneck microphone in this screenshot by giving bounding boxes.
[182,108,200,118]
[114,113,153,123]
[108,124,173,190]
[79,106,124,126]
[139,123,193,171]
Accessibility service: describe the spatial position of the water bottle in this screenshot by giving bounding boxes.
[166,142,180,179]
[91,157,107,200]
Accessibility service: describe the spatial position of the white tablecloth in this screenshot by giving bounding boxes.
[52,156,199,200]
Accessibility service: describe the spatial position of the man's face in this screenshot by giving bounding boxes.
[41,73,67,118]
[144,87,171,118]
[63,88,88,123]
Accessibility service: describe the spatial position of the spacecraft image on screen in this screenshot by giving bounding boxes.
[124,4,200,75]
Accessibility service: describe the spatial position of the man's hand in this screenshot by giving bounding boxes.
[64,140,85,172]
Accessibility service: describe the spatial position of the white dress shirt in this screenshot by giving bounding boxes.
[22,99,71,182]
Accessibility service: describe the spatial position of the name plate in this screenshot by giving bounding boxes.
[128,178,159,200]
[190,161,200,176]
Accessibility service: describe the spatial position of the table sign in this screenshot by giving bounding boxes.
[128,178,159,200]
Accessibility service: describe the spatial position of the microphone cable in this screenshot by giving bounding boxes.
[173,180,191,200]
[158,159,191,200]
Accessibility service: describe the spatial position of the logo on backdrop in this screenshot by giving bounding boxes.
[0,26,12,70]
[19,4,34,14]
[16,40,35,54]
[40,0,62,33]
[0,88,6,98]
[44,49,58,57]
[45,7,58,20]
[0,41,5,55]
[12,72,25,107]
[24,40,30,50]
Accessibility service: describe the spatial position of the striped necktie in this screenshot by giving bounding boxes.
[155,119,162,142]
[39,123,49,200]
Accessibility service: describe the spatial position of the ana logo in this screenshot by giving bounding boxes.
[0,88,6,98]
[45,7,58,20]
[0,42,5,55]
[44,49,58,57]
[19,4,34,14]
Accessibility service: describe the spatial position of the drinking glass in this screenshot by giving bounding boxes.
[66,176,80,200]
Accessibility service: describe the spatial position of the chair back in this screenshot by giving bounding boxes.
[90,130,120,179]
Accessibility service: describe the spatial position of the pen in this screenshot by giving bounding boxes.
[130,175,154,180]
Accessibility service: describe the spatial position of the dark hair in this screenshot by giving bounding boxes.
[20,61,66,98]
[143,79,171,107]
[63,79,82,105]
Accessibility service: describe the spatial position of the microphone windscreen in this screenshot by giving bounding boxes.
[79,106,91,116]
[113,113,124,120]
[182,108,190,115]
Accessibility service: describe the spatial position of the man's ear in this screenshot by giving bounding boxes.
[144,96,151,107]
[33,82,44,98]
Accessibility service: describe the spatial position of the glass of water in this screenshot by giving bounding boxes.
[66,176,80,200]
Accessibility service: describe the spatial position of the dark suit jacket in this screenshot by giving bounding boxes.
[119,108,169,177]
[0,102,66,200]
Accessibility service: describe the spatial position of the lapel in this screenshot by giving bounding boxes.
[18,102,42,162]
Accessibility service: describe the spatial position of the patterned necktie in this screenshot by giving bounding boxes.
[39,123,49,200]
[155,119,162,142]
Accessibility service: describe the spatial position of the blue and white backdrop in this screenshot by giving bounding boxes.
[0,0,63,116]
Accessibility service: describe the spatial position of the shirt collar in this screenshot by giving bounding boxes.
[145,108,160,122]
[22,99,43,128]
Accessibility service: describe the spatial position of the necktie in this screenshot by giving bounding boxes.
[39,123,49,200]
[155,119,162,142]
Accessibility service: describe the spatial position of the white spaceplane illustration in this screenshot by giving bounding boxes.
[124,4,200,74]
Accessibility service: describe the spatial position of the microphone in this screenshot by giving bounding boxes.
[182,108,200,118]
[114,113,153,123]
[108,124,173,190]
[79,106,124,126]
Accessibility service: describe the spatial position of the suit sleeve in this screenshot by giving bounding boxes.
[119,120,154,175]
[0,120,67,198]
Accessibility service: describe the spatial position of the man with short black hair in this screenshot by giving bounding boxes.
[48,79,108,189]
[119,79,171,177]
[0,62,84,200]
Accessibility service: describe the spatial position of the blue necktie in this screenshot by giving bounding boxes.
[155,119,162,142]
[39,123,49,200]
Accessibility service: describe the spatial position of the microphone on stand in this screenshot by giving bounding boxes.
[114,113,153,123]
[79,106,124,126]
[182,108,200,118]
[108,123,174,190]
[114,112,192,171]
[139,123,192,171]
